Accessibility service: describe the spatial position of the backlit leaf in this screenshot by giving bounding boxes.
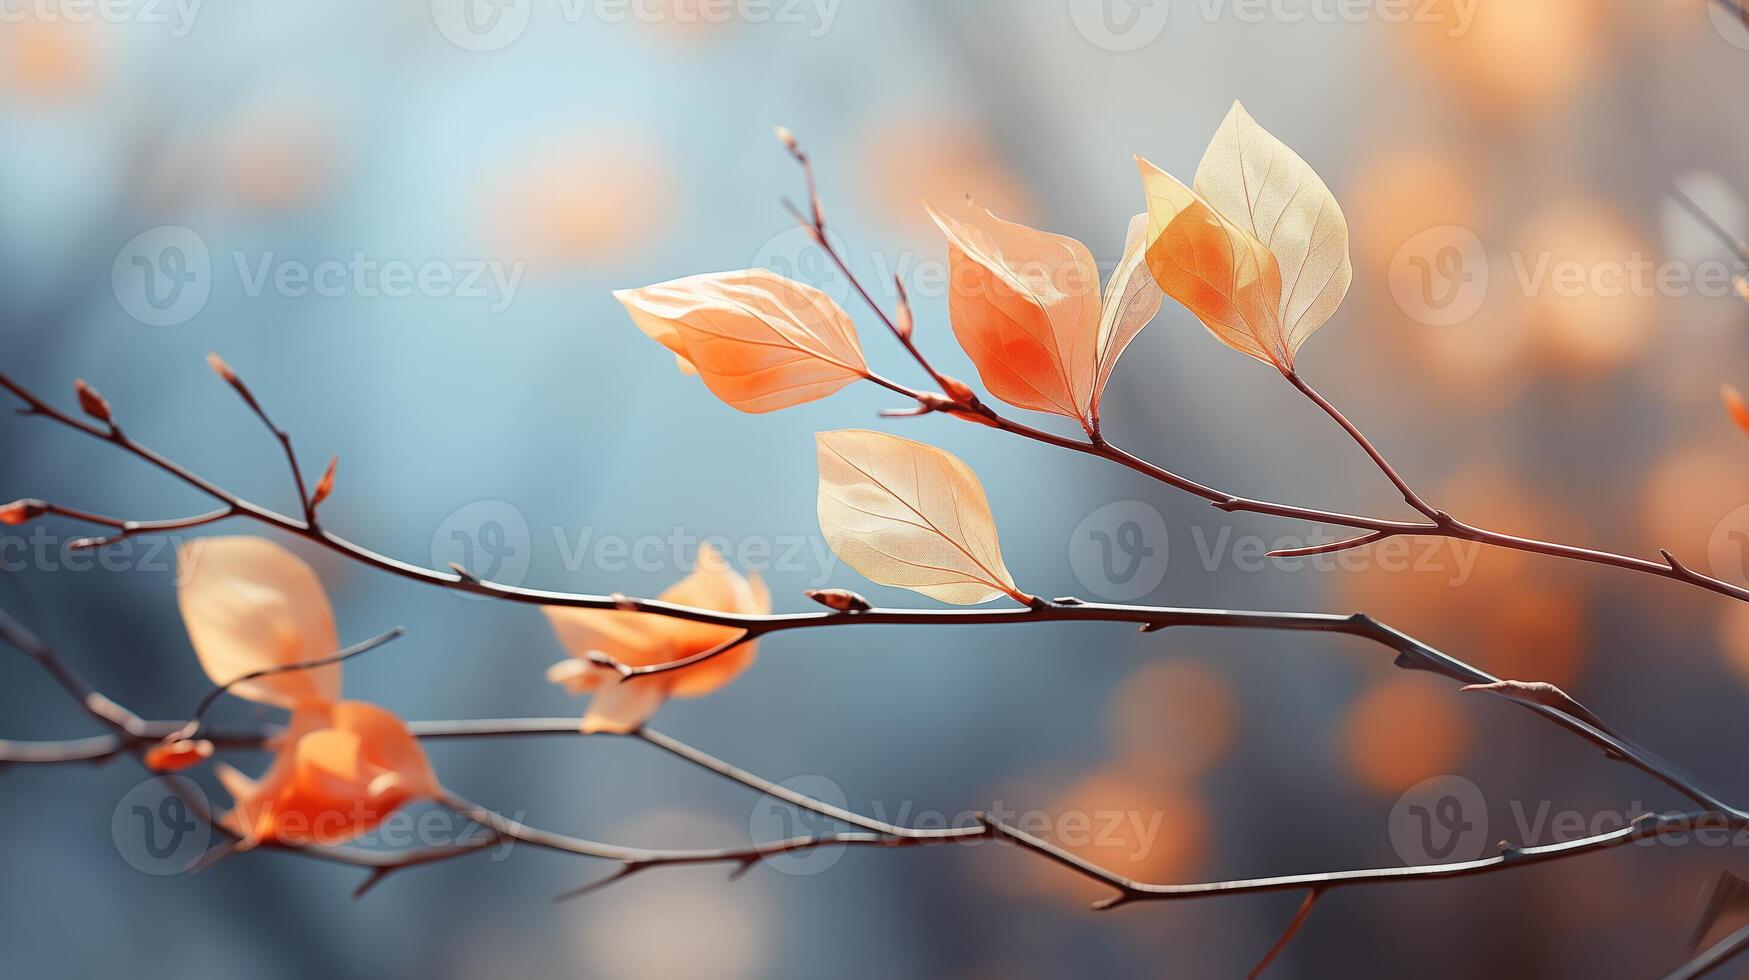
[816,429,1026,605]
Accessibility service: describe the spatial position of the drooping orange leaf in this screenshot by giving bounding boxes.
[217,700,440,847]
[1724,384,1749,433]
[176,536,342,710]
[928,200,1102,425]
[615,269,867,413]
[542,543,770,733]
[1193,102,1351,363]
[1137,155,1288,372]
[816,429,1027,605]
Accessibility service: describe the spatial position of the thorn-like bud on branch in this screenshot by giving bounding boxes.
[893,274,914,340]
[610,593,638,611]
[67,536,105,551]
[310,455,338,511]
[145,738,214,772]
[805,588,872,613]
[74,379,111,424]
[448,562,480,584]
[0,498,47,526]
[773,125,799,154]
[205,351,237,385]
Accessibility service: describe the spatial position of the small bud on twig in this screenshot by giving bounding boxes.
[806,588,872,613]
[310,455,338,512]
[74,379,111,424]
[0,499,47,526]
[939,375,977,406]
[206,352,237,385]
[893,274,914,341]
[773,125,798,153]
[145,738,214,773]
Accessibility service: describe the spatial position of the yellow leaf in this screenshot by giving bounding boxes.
[616,269,867,413]
[816,429,1027,605]
[175,536,342,710]
[928,200,1102,426]
[1137,155,1288,371]
[1193,101,1351,365]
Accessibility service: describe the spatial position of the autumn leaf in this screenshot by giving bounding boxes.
[1092,213,1165,428]
[816,429,1028,605]
[1194,102,1351,363]
[542,543,769,733]
[1137,156,1287,371]
[176,536,343,710]
[1137,103,1350,374]
[616,269,868,413]
[929,200,1102,424]
[1723,383,1749,433]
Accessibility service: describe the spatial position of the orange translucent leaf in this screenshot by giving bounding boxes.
[145,739,214,773]
[1724,384,1749,433]
[220,701,438,847]
[1137,156,1288,372]
[928,200,1102,424]
[1193,102,1351,362]
[176,536,342,710]
[310,455,337,510]
[816,429,1026,605]
[616,269,867,413]
[542,543,769,732]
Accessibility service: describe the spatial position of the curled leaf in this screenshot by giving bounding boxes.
[1137,156,1287,372]
[1460,679,1613,735]
[816,429,1027,605]
[616,269,867,413]
[1092,213,1165,426]
[176,536,342,710]
[1193,102,1351,362]
[310,455,338,511]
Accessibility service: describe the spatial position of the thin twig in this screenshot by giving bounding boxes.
[1250,888,1321,978]
[1666,922,1749,980]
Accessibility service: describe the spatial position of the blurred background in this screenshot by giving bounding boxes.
[3,1,1749,976]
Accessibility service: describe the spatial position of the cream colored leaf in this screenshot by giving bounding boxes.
[1137,156,1288,371]
[1192,102,1350,366]
[176,536,342,709]
[816,429,1026,605]
[1091,212,1165,422]
[616,269,867,413]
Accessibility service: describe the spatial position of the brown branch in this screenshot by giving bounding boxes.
[1250,888,1321,978]
[1667,922,1749,980]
